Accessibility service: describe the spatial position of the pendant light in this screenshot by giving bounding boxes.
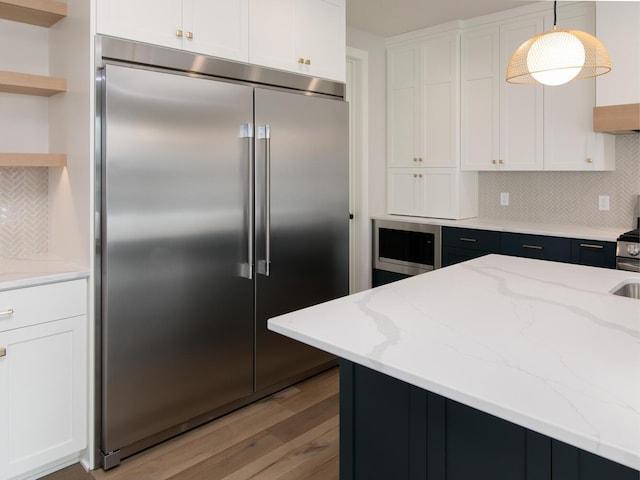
[506,1,611,86]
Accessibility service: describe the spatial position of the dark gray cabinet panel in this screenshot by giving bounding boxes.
[340,360,638,480]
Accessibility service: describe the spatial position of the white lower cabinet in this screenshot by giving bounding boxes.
[0,280,87,480]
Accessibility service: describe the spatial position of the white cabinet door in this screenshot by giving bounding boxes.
[544,3,614,171]
[499,17,544,171]
[421,32,458,168]
[248,0,298,73]
[183,0,248,62]
[387,42,421,168]
[96,0,183,51]
[388,169,459,219]
[0,316,87,480]
[596,2,640,106]
[249,0,345,81]
[297,0,346,81]
[388,169,421,216]
[461,26,500,171]
[462,18,544,172]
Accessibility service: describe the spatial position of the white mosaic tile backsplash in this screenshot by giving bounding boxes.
[479,135,640,229]
[0,167,48,257]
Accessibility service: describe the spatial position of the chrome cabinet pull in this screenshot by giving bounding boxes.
[0,347,5,358]
[523,244,543,250]
[0,308,13,317]
[579,243,603,249]
[460,237,477,243]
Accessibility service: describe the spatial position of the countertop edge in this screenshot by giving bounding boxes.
[0,271,90,292]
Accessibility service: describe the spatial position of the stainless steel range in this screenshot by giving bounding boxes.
[616,228,640,272]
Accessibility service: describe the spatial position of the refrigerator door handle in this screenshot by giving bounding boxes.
[241,123,255,279]
[258,125,271,277]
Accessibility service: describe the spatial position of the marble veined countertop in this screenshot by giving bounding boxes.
[0,256,89,292]
[371,214,631,242]
[269,254,640,470]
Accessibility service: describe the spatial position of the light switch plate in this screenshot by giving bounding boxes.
[500,192,509,206]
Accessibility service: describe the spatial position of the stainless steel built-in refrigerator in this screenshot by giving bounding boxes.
[98,40,348,467]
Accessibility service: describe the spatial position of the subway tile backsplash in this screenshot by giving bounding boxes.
[0,167,48,257]
[479,135,640,229]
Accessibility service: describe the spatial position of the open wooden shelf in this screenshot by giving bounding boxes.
[0,70,66,96]
[0,0,66,27]
[0,153,67,167]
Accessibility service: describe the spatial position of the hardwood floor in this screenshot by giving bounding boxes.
[44,368,339,480]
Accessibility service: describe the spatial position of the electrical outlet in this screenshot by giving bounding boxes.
[599,195,610,211]
[500,192,509,206]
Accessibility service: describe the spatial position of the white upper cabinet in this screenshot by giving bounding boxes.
[183,0,249,61]
[544,3,614,171]
[461,16,543,171]
[388,32,458,169]
[97,0,249,62]
[97,0,183,51]
[387,40,421,168]
[97,0,346,81]
[596,1,640,106]
[249,0,345,81]
[387,30,478,220]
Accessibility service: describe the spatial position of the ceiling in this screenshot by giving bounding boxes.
[346,0,540,37]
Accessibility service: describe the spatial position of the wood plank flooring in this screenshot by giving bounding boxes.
[43,368,339,480]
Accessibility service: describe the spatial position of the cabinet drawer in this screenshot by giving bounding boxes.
[571,239,616,269]
[501,233,571,262]
[443,227,501,252]
[0,280,86,333]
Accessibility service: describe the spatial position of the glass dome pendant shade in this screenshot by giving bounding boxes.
[506,2,611,86]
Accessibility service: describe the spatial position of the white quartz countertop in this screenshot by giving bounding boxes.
[372,214,630,242]
[0,256,89,292]
[268,255,640,471]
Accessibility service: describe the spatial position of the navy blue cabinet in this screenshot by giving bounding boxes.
[501,232,572,262]
[442,227,501,267]
[570,239,617,269]
[441,227,616,269]
[340,360,638,480]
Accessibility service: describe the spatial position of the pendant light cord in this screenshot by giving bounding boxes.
[553,1,557,28]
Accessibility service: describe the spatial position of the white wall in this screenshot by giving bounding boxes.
[346,27,387,216]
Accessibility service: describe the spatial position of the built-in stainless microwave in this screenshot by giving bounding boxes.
[373,220,441,276]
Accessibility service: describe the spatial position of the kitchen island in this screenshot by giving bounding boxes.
[268,254,640,479]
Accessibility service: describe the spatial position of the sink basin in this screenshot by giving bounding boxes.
[610,279,640,299]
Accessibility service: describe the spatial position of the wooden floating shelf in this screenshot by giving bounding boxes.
[0,0,67,27]
[0,70,66,96]
[0,153,67,167]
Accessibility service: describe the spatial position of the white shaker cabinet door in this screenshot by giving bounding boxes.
[248,0,298,73]
[461,26,500,171]
[544,3,614,171]
[499,16,544,171]
[0,316,87,480]
[183,0,249,61]
[96,0,183,50]
[296,0,346,81]
[249,0,345,81]
[387,42,421,168]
